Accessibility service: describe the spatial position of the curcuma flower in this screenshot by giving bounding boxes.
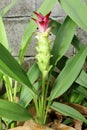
[32,11,51,33]
[32,12,52,78]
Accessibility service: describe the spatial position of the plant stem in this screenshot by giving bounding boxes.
[3,76,13,102]
[0,118,2,130]
[41,75,46,124]
[10,121,16,128]
[44,100,52,124]
[35,74,46,125]
[13,81,17,102]
[42,75,46,106]
[43,77,50,123]
[5,79,13,102]
[44,74,52,123]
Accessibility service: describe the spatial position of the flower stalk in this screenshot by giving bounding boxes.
[32,11,52,124]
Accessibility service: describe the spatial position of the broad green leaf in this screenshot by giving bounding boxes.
[0,99,32,121]
[76,70,87,88]
[58,0,87,31]
[19,81,41,107]
[51,17,76,66]
[50,45,87,100]
[0,43,36,94]
[19,63,41,107]
[51,102,87,123]
[0,0,19,17]
[0,16,8,49]
[19,0,56,63]
[50,18,83,51]
[50,19,61,35]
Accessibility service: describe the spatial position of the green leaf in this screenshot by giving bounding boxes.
[0,16,8,49]
[69,91,84,104]
[0,43,35,94]
[19,63,41,107]
[19,0,56,63]
[0,99,32,121]
[62,118,73,125]
[50,18,61,35]
[19,81,40,107]
[51,17,76,66]
[72,35,83,51]
[51,102,87,123]
[76,70,87,88]
[27,63,41,84]
[85,0,87,4]
[50,18,83,51]
[50,45,87,100]
[75,86,87,98]
[58,0,87,31]
[0,0,19,17]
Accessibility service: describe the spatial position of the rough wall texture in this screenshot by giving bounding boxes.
[1,0,87,67]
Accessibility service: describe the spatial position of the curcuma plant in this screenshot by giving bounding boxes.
[0,0,87,129]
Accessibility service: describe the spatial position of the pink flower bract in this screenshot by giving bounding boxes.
[32,11,51,33]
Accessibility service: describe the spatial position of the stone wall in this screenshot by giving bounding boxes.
[1,0,87,68]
